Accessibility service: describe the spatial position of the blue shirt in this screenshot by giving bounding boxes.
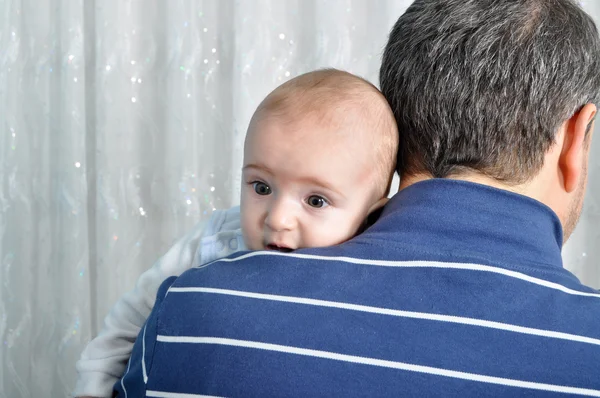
[115,179,600,397]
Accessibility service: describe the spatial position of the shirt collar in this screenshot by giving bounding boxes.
[373,179,564,269]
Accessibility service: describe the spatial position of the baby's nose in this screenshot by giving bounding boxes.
[264,200,297,232]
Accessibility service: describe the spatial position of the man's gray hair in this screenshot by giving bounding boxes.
[380,0,600,183]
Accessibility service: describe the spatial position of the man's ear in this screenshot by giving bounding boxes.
[560,103,596,193]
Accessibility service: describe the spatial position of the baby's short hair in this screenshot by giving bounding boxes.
[251,69,399,197]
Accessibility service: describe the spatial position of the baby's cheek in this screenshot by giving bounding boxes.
[240,212,259,249]
[333,212,368,243]
[310,217,358,247]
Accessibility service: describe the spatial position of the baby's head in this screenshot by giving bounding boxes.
[240,69,398,251]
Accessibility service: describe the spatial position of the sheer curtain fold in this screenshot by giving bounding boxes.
[0,1,598,396]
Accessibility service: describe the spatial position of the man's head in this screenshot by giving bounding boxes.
[380,0,600,242]
[240,69,398,251]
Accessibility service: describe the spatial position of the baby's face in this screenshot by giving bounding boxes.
[240,112,384,251]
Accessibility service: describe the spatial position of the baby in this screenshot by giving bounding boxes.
[74,69,399,398]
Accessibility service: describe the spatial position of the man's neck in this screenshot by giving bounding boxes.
[379,177,565,267]
[399,172,528,196]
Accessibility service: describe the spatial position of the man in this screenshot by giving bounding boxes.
[116,0,600,396]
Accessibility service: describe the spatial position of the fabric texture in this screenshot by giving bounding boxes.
[115,179,600,397]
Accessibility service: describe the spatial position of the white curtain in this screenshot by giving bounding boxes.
[1,1,599,396]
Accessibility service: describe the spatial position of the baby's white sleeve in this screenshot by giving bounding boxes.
[73,207,240,398]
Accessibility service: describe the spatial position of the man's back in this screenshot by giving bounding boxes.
[117,180,600,397]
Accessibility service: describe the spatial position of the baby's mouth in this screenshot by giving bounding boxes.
[265,244,294,253]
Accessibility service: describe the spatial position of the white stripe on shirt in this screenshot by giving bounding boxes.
[167,287,600,347]
[156,336,600,397]
[202,251,600,298]
[142,324,148,383]
[120,356,131,398]
[147,390,225,398]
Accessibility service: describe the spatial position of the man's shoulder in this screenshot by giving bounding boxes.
[162,247,352,299]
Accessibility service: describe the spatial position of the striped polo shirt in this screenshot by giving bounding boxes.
[115,179,600,397]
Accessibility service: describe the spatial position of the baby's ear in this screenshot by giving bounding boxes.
[363,198,389,228]
[368,197,389,215]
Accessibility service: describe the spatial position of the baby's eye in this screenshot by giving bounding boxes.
[306,195,328,208]
[253,181,272,196]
